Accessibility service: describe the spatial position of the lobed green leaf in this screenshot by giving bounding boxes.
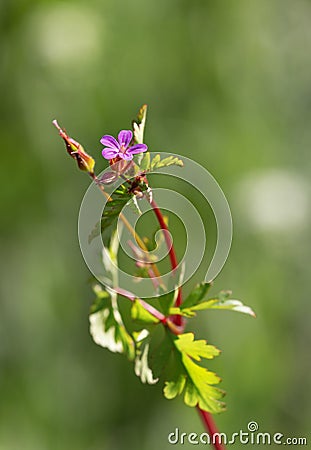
[175,333,220,361]
[163,332,225,414]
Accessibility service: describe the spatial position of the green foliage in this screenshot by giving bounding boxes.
[135,153,184,173]
[170,283,255,318]
[138,151,151,172]
[89,229,136,361]
[189,297,256,316]
[163,333,225,414]
[175,332,220,361]
[88,185,132,244]
[148,329,175,378]
[151,154,184,170]
[89,280,249,412]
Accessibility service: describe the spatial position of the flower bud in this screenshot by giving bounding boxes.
[52,120,95,175]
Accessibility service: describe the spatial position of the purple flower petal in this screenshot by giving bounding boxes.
[127,144,148,155]
[118,130,133,148]
[100,135,119,149]
[122,151,134,161]
[102,148,119,160]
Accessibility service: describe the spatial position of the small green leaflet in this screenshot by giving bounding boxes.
[150,154,184,170]
[163,333,225,414]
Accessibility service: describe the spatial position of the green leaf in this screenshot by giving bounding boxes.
[89,285,135,360]
[88,189,132,244]
[179,285,255,318]
[89,231,135,361]
[191,298,256,317]
[163,333,225,414]
[169,307,196,318]
[149,329,175,378]
[151,154,161,169]
[131,299,160,324]
[89,308,135,360]
[164,374,186,399]
[150,154,184,170]
[181,357,225,413]
[175,333,220,361]
[90,285,111,313]
[181,282,212,309]
[139,152,151,172]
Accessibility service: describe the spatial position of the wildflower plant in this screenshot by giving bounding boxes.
[53,105,255,450]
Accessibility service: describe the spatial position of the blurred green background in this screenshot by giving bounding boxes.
[1,0,311,449]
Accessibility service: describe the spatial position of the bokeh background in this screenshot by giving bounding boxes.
[1,0,311,449]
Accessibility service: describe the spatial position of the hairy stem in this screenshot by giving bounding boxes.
[150,197,226,450]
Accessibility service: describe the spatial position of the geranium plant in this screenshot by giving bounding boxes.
[53,105,255,450]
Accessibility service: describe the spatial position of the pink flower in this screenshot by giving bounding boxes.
[100,130,147,161]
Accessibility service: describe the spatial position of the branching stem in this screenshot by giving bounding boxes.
[91,171,225,450]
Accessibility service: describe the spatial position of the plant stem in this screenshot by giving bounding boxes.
[149,197,226,450]
[94,171,225,449]
[197,408,225,450]
[150,199,182,308]
[114,287,167,324]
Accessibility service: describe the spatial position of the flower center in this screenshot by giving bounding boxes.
[120,144,126,153]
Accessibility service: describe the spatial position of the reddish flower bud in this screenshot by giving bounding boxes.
[53,120,95,175]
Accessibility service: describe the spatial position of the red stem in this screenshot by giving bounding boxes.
[150,199,182,308]
[197,408,225,450]
[149,198,225,450]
